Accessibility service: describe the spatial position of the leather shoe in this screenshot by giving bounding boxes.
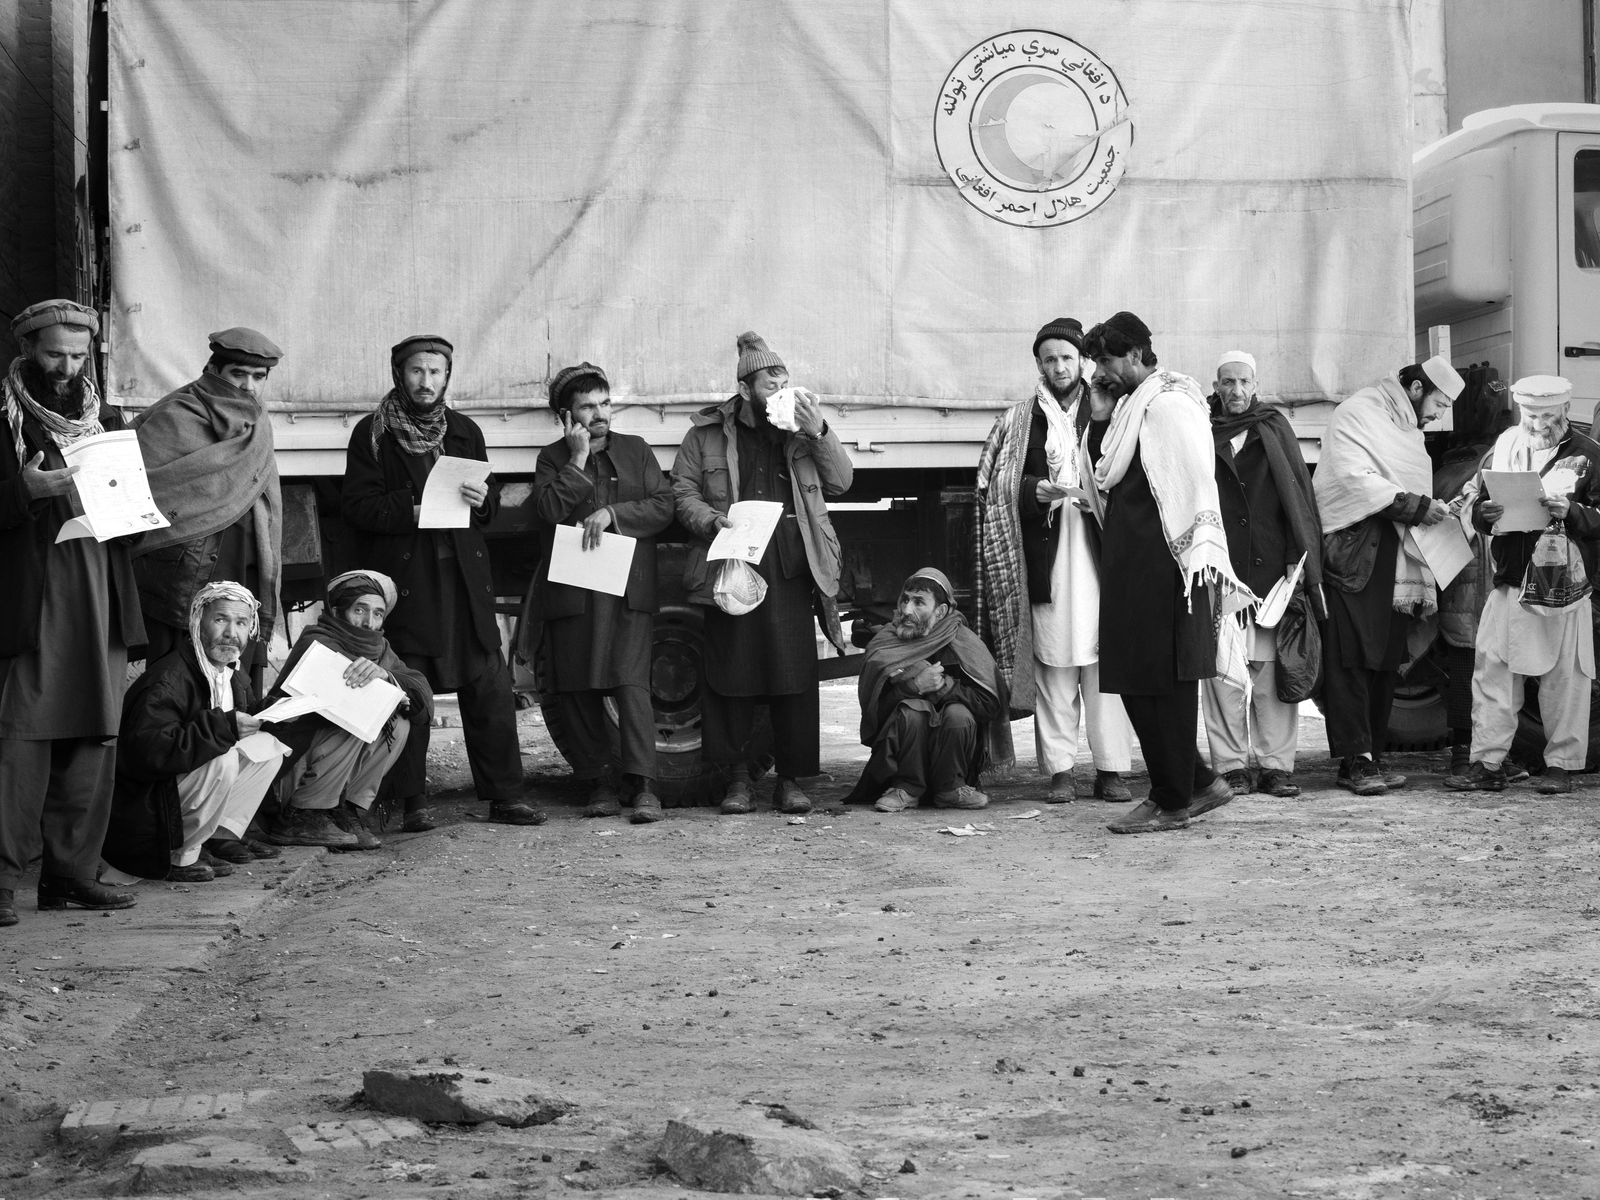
[1046,771,1074,804]
[1107,799,1190,834]
[243,838,281,859]
[1536,766,1574,795]
[1189,775,1234,818]
[583,783,623,818]
[204,836,254,864]
[629,792,664,824]
[721,768,754,815]
[489,800,548,826]
[165,862,216,883]
[1258,769,1301,798]
[0,889,17,928]
[1223,768,1254,796]
[198,850,235,877]
[38,876,137,911]
[776,778,813,815]
[1094,770,1133,802]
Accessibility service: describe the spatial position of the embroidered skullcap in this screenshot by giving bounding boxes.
[327,569,399,613]
[391,334,454,368]
[903,566,954,608]
[12,299,98,339]
[1511,374,1572,412]
[548,361,609,413]
[208,327,282,368]
[1419,354,1466,402]
[735,331,785,382]
[1032,317,1084,357]
[1216,350,1257,375]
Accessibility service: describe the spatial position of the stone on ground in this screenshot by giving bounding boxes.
[128,1135,313,1192]
[285,1115,425,1153]
[362,1063,575,1127]
[657,1106,862,1195]
[58,1090,275,1150]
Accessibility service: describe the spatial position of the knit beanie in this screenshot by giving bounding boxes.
[735,331,786,382]
[1032,316,1084,358]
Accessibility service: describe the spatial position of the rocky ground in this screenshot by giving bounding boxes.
[3,685,1599,1199]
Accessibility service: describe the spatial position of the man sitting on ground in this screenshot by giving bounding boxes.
[846,568,1007,813]
[106,582,288,883]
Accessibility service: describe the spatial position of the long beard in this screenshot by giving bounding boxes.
[20,358,88,415]
[1521,419,1567,450]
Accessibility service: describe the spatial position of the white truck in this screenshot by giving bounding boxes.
[100,0,1418,794]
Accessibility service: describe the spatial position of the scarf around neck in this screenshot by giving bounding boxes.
[371,386,448,456]
[1209,397,1326,598]
[3,356,104,466]
[1036,379,1083,507]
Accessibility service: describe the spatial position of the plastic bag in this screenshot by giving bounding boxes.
[713,558,768,615]
[1519,523,1592,612]
[1274,594,1321,703]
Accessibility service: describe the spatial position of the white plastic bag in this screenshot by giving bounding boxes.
[713,559,767,615]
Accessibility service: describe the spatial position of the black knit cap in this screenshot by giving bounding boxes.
[548,361,609,413]
[1032,316,1084,358]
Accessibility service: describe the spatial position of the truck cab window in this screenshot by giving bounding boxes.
[1576,149,1600,270]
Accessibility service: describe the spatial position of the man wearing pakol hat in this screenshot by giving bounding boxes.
[975,317,1135,804]
[105,582,289,882]
[1079,312,1250,835]
[846,568,1007,812]
[1,299,148,925]
[671,331,852,816]
[1314,356,1463,795]
[1446,375,1600,794]
[260,570,433,847]
[131,327,284,682]
[1202,350,1324,799]
[528,363,674,822]
[343,334,543,828]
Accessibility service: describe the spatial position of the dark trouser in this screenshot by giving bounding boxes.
[1442,642,1475,745]
[1322,616,1399,760]
[391,649,524,803]
[0,737,117,889]
[703,686,820,779]
[562,685,656,781]
[1121,686,1217,812]
[863,702,978,799]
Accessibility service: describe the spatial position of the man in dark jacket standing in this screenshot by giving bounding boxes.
[0,300,145,927]
[1202,350,1324,798]
[531,362,674,822]
[342,334,542,828]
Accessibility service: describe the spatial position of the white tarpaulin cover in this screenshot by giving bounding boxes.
[108,0,1411,414]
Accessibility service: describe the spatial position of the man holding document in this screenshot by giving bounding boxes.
[343,334,541,828]
[531,363,674,822]
[1446,376,1600,794]
[0,299,145,927]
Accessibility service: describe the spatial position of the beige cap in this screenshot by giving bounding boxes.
[1511,374,1573,411]
[1216,350,1256,374]
[1420,354,1466,402]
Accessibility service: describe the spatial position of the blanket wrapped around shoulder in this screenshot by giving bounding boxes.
[270,614,434,754]
[974,398,1037,715]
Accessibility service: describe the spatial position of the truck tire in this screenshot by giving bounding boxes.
[1383,685,1449,752]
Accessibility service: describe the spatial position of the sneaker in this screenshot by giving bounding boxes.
[489,800,548,826]
[1189,775,1234,818]
[874,787,918,813]
[1536,766,1574,795]
[1257,769,1301,798]
[1106,799,1190,834]
[330,801,383,849]
[629,791,664,824]
[204,835,254,864]
[1046,772,1074,804]
[1371,758,1408,789]
[583,783,622,819]
[1336,757,1388,796]
[1094,770,1133,802]
[37,876,137,911]
[932,785,989,809]
[1223,768,1254,796]
[265,807,360,849]
[165,862,216,883]
[1441,761,1507,792]
[776,778,813,815]
[0,889,16,928]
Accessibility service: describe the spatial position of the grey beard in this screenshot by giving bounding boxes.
[1522,421,1566,450]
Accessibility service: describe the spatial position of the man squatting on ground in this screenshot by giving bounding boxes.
[1314,355,1464,796]
[1447,375,1600,795]
[0,300,145,927]
[1080,312,1249,835]
[531,362,674,823]
[672,332,852,817]
[975,317,1135,804]
[343,334,545,829]
[1202,350,1325,799]
[262,570,433,849]
[131,328,284,688]
[847,568,1007,812]
[105,582,289,883]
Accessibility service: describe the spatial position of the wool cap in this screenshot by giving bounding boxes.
[1101,311,1152,346]
[735,331,785,382]
[12,299,98,340]
[1419,354,1466,402]
[1216,350,1257,375]
[1511,374,1572,411]
[903,566,954,608]
[1032,316,1084,358]
[548,361,609,413]
[391,334,453,368]
[208,327,283,368]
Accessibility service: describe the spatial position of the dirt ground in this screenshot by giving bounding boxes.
[3,683,1600,1199]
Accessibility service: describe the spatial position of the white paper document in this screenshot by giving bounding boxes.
[1411,519,1475,589]
[1254,552,1308,629]
[417,455,491,529]
[1482,470,1551,534]
[546,523,635,596]
[706,500,785,564]
[235,731,290,763]
[52,430,171,543]
[279,640,405,744]
[253,693,324,724]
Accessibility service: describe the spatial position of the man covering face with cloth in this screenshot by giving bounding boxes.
[846,568,1008,813]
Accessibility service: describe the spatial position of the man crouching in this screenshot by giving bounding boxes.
[847,568,1008,813]
[105,582,288,882]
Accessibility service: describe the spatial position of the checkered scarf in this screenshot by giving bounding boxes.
[974,395,1039,715]
[2,356,103,466]
[370,387,448,456]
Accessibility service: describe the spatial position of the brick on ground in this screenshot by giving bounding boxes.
[284,1116,425,1153]
[58,1089,274,1149]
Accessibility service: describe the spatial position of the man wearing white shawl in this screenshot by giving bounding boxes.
[1080,313,1253,835]
[1314,356,1462,795]
[1446,375,1600,795]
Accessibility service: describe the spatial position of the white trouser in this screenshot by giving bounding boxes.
[174,748,285,866]
[1201,658,1300,774]
[1032,660,1134,776]
[285,721,410,811]
[1469,652,1591,771]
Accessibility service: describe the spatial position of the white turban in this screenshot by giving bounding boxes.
[1511,374,1572,412]
[1216,350,1256,375]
